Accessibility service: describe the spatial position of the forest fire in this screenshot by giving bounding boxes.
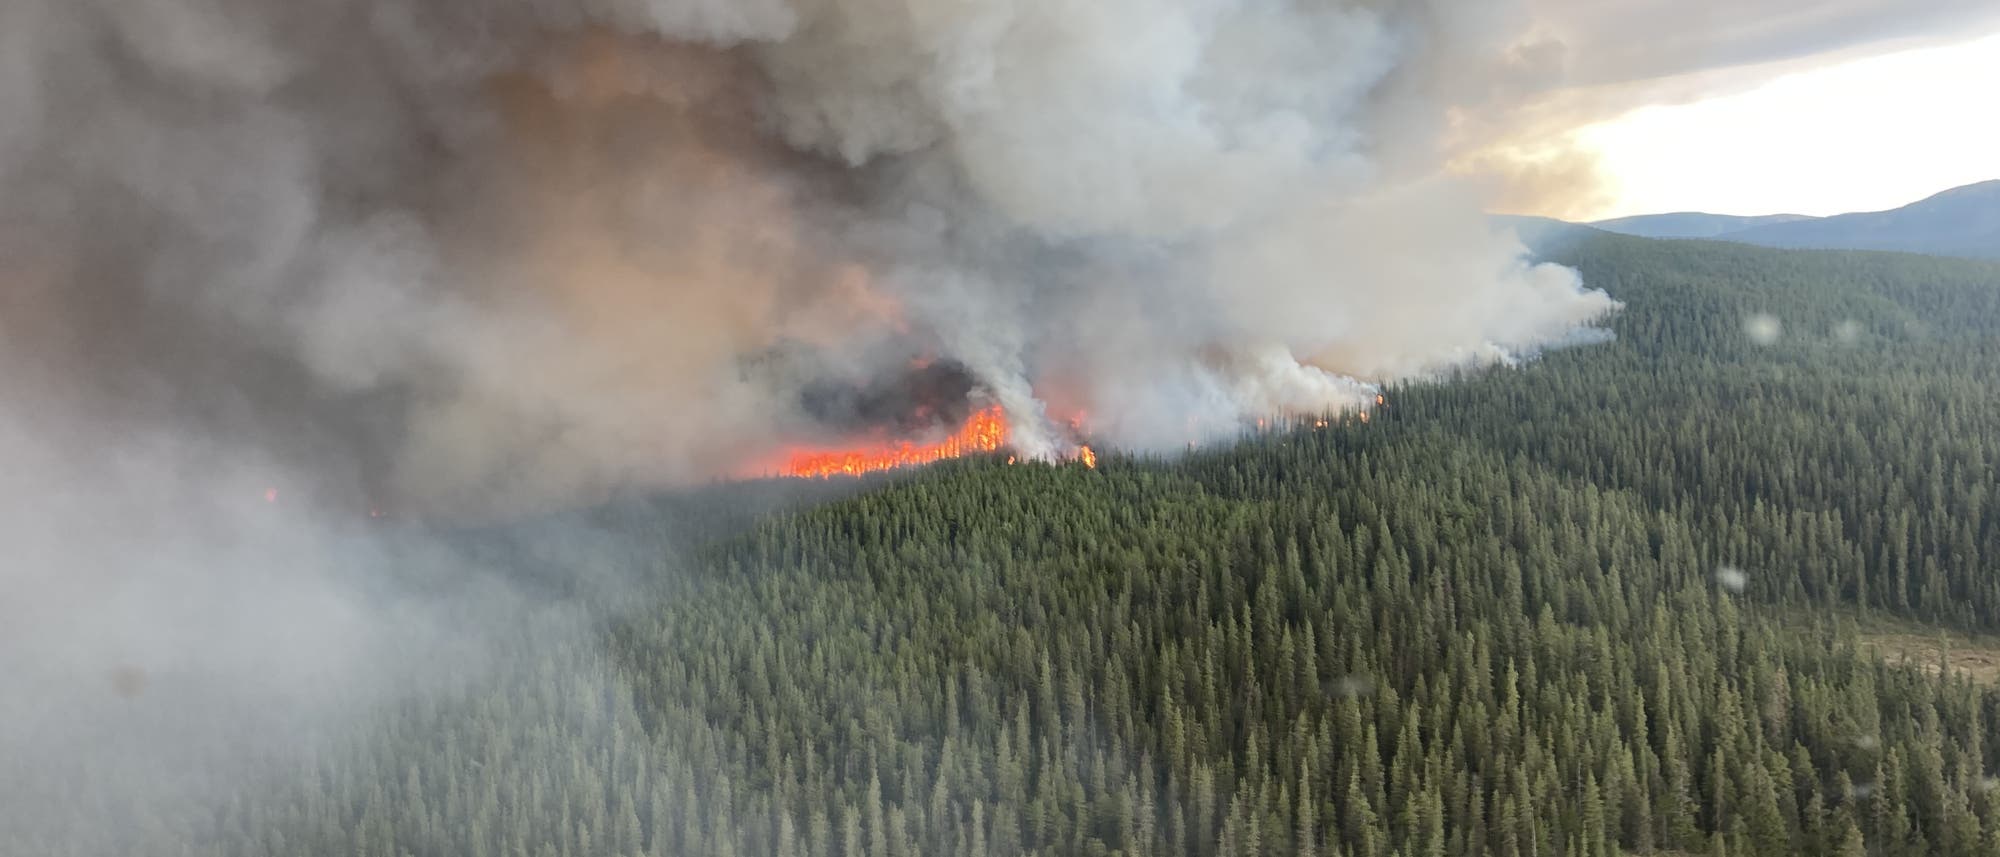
[762,397,1107,479]
[780,405,1010,478]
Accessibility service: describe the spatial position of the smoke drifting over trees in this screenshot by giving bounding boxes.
[4,3,1997,853]
[0,6,1626,840]
[0,0,1620,516]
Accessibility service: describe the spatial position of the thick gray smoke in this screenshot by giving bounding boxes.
[18,5,2000,850]
[3,6,1623,837]
[0,0,1617,518]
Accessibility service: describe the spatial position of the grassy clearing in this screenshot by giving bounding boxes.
[1778,607,2000,686]
[1850,614,2000,686]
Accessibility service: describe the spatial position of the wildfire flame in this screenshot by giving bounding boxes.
[781,406,1009,478]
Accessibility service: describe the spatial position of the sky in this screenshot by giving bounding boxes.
[1573,30,2000,219]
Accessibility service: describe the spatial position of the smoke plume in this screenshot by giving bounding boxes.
[0,2,1633,850]
[0,0,1618,519]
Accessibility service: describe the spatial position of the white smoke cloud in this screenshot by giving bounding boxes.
[755,0,1618,456]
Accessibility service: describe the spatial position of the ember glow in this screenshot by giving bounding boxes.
[779,406,1010,479]
[761,398,1107,479]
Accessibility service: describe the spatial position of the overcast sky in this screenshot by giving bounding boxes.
[1488,1,2000,219]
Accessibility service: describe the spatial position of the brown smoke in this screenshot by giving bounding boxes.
[0,0,1626,518]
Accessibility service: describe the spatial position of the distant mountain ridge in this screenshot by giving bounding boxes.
[1590,211,1816,239]
[1585,180,2000,260]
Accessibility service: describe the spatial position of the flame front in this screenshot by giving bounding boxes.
[781,406,1009,478]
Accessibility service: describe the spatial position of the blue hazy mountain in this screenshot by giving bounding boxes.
[1591,211,1816,239]
[1585,180,1999,260]
[1718,180,2000,259]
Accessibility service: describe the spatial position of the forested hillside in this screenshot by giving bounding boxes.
[11,234,2000,857]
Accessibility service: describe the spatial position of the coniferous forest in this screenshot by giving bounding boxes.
[13,232,2000,856]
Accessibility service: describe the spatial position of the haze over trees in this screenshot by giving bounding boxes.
[9,232,2000,857]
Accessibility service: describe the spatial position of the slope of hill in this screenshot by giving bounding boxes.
[1591,210,1816,239]
[13,234,2000,856]
[1721,179,2000,258]
[1490,213,1605,253]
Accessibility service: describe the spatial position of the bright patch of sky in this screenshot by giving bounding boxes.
[1576,31,2000,219]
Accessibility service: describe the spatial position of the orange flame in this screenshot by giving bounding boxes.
[781,406,1009,478]
[1077,445,1097,469]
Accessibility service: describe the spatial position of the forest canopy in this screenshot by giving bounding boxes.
[10,233,2000,857]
